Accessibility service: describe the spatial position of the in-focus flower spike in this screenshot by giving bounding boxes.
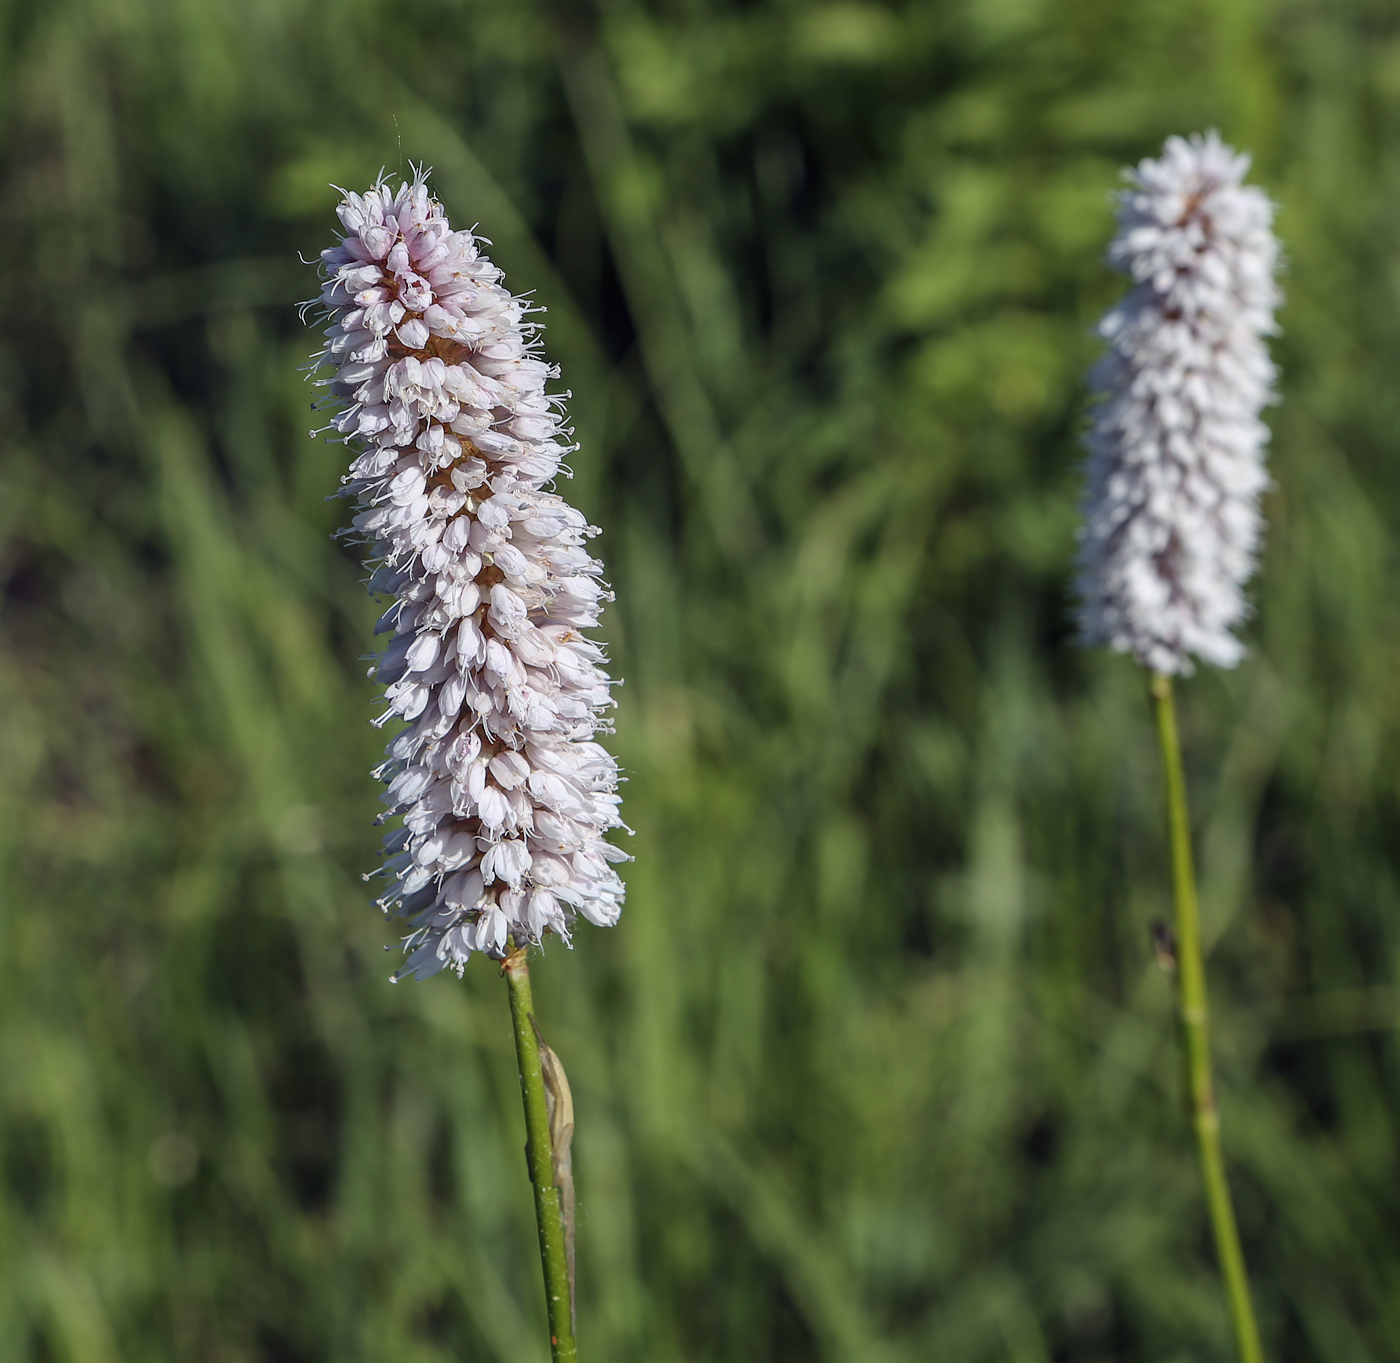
[1077,130,1281,676]
[307,169,628,979]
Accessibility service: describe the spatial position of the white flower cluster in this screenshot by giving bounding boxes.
[1077,131,1280,676]
[309,172,626,979]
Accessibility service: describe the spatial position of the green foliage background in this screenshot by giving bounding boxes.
[1,0,1399,1358]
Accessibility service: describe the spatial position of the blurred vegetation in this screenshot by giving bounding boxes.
[1,0,1399,1359]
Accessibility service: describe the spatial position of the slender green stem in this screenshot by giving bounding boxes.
[503,945,578,1363]
[1151,674,1264,1363]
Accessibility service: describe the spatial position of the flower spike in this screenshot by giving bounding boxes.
[1077,131,1281,676]
[308,170,627,979]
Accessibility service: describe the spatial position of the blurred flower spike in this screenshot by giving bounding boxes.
[306,170,628,979]
[1077,131,1281,676]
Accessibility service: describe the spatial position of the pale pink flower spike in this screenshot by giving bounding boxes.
[1078,131,1281,676]
[307,170,628,979]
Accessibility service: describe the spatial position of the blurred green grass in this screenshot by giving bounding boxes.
[2,0,1400,1358]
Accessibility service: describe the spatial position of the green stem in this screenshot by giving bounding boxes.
[1151,674,1264,1363]
[503,945,578,1363]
